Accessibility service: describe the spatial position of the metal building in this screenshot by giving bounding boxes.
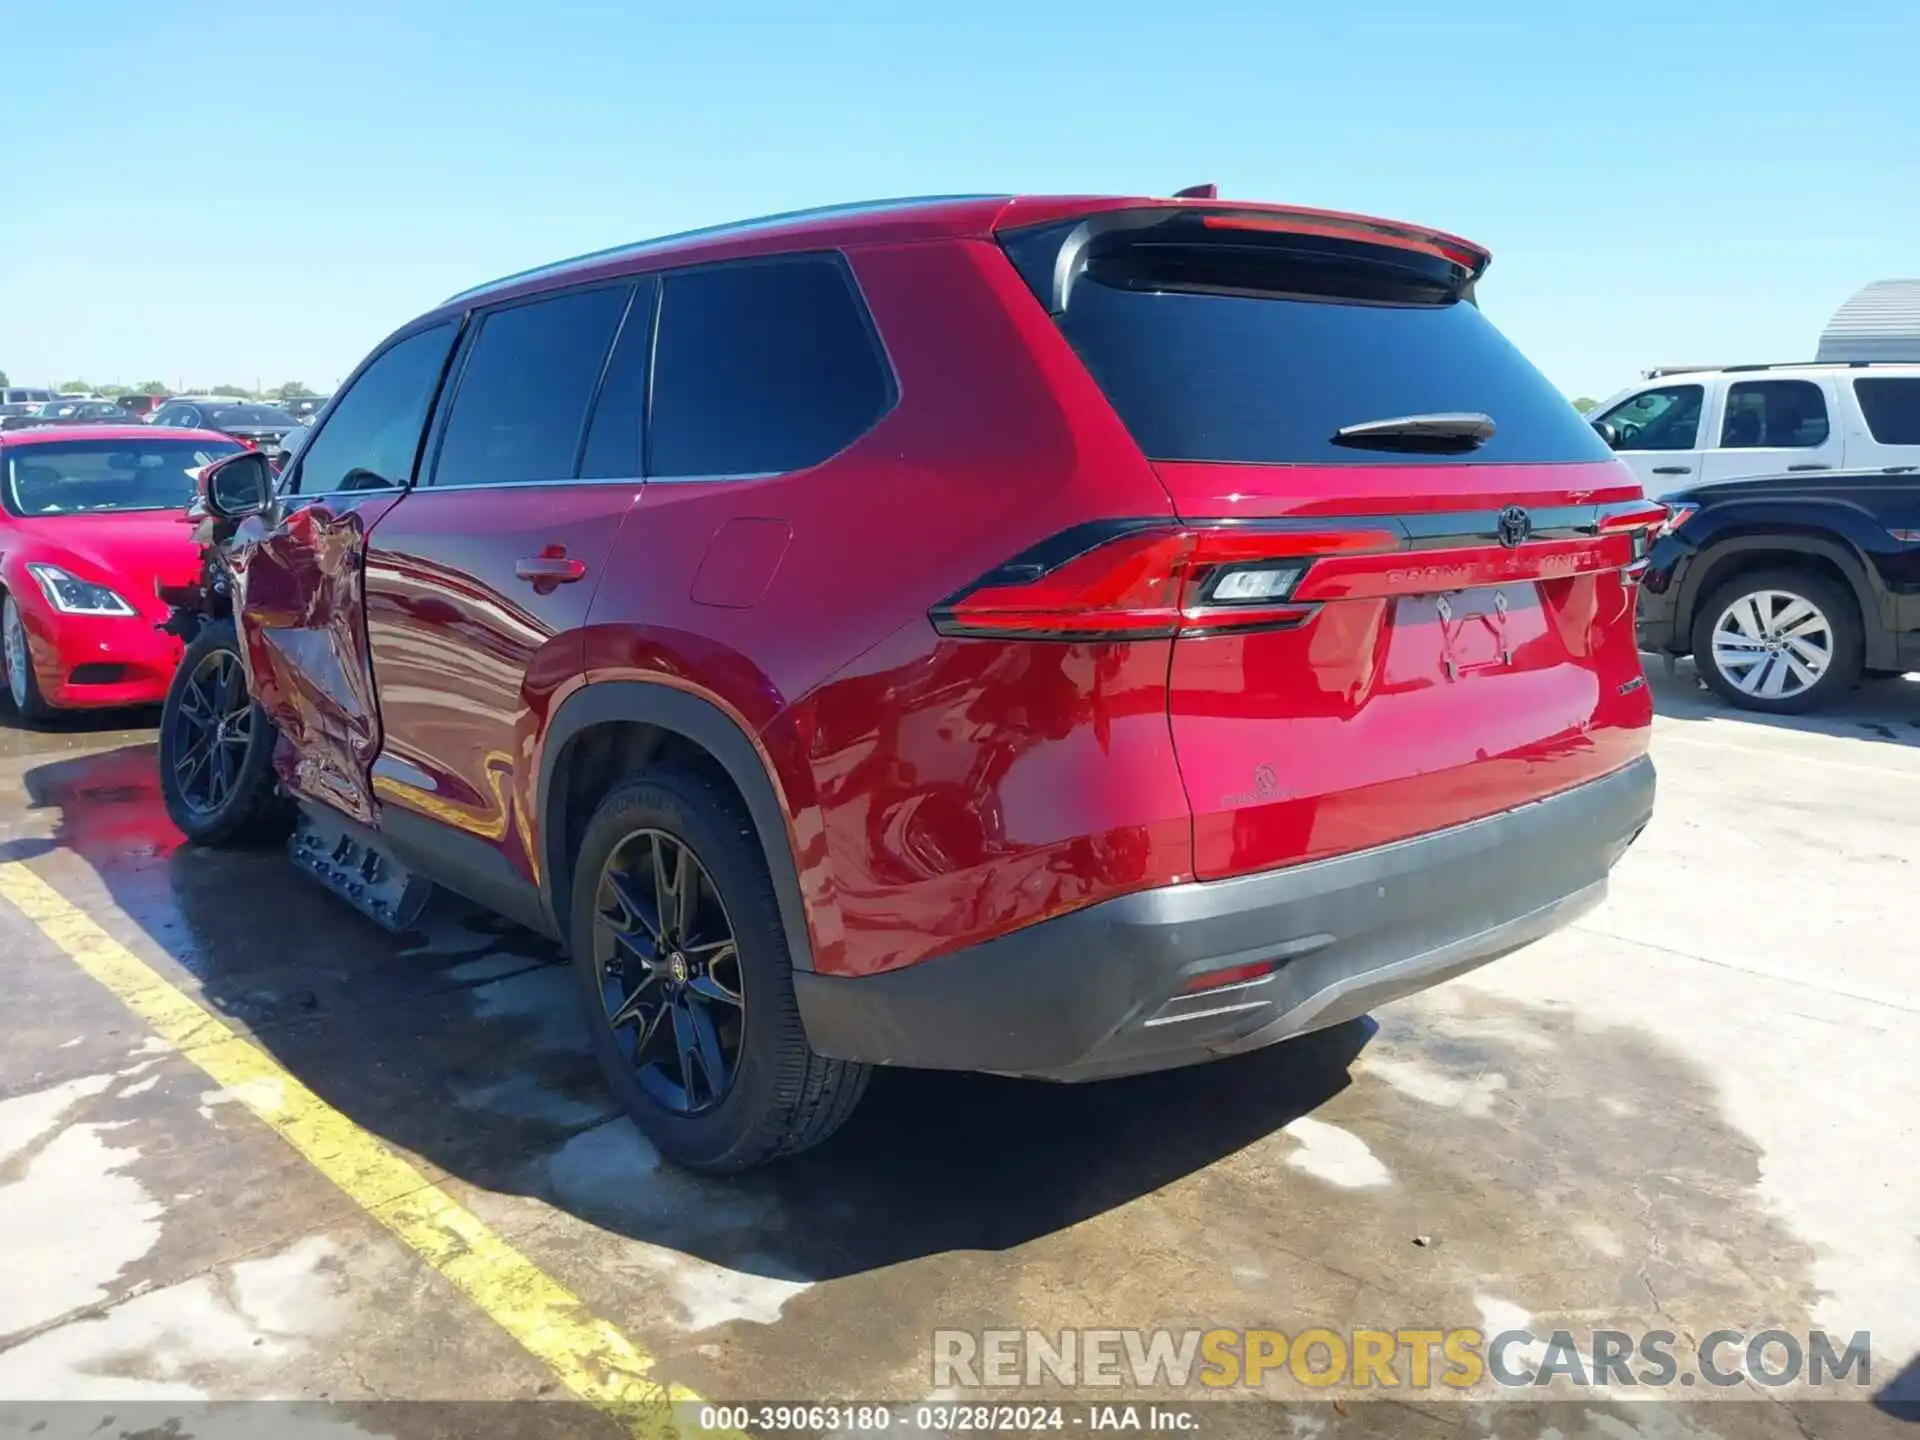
[1817,278,1920,363]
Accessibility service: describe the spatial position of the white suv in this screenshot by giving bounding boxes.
[1590,363,1920,498]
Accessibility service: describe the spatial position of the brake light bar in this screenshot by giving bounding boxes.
[929,521,1400,641]
[1598,500,1671,534]
[1197,213,1489,275]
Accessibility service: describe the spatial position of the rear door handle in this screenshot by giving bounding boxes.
[515,554,588,583]
[1651,466,1692,475]
[1787,463,1831,472]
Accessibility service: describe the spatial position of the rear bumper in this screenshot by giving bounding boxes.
[1633,567,1684,654]
[795,756,1655,1080]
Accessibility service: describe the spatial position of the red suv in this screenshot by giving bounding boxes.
[160,193,1659,1172]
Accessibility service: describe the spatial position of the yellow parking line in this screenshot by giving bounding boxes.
[0,861,709,1438]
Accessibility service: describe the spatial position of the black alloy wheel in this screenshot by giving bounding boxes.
[171,647,255,816]
[591,827,747,1116]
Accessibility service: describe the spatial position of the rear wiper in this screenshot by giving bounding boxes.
[1330,411,1496,454]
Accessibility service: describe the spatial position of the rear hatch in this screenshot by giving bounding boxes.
[998,205,1660,879]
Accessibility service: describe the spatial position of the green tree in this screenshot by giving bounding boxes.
[0,369,9,387]
[58,379,93,395]
[210,384,253,398]
[1571,396,1599,414]
[270,381,316,399]
[125,381,173,398]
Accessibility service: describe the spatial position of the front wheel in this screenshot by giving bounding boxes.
[3,594,54,725]
[1691,568,1862,714]
[568,765,869,1173]
[158,619,291,845]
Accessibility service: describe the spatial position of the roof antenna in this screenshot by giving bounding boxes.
[1173,183,1217,200]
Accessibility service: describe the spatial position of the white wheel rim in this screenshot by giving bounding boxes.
[3,601,27,707]
[1710,588,1833,700]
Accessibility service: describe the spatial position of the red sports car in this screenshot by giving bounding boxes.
[1,425,241,722]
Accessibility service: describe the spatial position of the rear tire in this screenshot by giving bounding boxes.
[1691,567,1862,714]
[158,619,291,846]
[3,594,54,726]
[568,765,869,1173]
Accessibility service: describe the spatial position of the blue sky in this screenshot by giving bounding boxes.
[3,1,1914,401]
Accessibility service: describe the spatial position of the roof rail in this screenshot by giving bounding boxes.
[1643,360,1893,379]
[442,194,1007,306]
[1721,360,1879,373]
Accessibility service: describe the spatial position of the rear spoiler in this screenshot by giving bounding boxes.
[1000,204,1492,315]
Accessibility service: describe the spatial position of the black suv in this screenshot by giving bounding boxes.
[1636,470,1920,712]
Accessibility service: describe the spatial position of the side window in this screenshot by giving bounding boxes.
[578,279,656,480]
[293,323,456,494]
[1719,380,1829,449]
[1596,385,1704,451]
[650,256,892,478]
[434,285,630,487]
[1854,378,1920,445]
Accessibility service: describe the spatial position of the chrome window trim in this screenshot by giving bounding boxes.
[396,476,648,494]
[645,471,783,485]
[346,473,778,495]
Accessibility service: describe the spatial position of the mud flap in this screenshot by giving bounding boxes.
[290,804,434,932]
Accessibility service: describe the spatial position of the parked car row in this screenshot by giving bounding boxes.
[0,398,145,431]
[0,393,328,465]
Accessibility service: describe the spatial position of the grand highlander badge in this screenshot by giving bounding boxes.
[1497,505,1533,548]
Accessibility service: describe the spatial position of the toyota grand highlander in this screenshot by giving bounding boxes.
[156,192,1660,1172]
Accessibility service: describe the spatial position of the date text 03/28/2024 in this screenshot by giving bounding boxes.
[695,1405,1193,1433]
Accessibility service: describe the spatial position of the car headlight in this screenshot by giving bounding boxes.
[25,562,138,616]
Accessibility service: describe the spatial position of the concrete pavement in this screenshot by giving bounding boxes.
[0,666,1913,1437]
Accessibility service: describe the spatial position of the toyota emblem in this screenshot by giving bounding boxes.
[1496,505,1533,548]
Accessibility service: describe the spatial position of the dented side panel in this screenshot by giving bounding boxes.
[230,492,409,827]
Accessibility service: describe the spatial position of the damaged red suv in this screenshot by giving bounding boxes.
[160,193,1658,1172]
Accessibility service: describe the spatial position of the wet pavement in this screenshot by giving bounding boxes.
[0,669,1915,1438]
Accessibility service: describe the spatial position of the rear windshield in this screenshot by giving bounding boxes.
[1853,377,1920,445]
[1002,214,1609,466]
[4,438,242,515]
[207,404,296,426]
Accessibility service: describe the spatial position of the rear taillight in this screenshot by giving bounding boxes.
[1597,499,1674,571]
[929,521,1397,640]
[1656,504,1697,538]
[1598,499,1672,535]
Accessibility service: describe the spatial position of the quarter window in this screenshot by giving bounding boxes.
[294,323,456,494]
[578,280,656,480]
[434,286,631,487]
[1596,386,1704,452]
[1719,380,1829,449]
[649,256,891,478]
[1854,377,1920,445]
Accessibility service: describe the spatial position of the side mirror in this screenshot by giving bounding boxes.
[201,450,274,520]
[1590,418,1621,450]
